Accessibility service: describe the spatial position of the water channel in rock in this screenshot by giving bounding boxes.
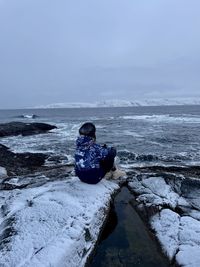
[89,187,171,267]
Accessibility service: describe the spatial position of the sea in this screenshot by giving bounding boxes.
[1,105,200,170]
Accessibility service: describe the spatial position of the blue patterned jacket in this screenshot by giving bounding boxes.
[75,136,116,184]
[75,136,110,171]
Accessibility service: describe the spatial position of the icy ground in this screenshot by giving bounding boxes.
[0,174,119,267]
[1,166,200,267]
[129,175,200,267]
[0,167,7,178]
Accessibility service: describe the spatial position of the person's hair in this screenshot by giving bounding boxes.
[79,122,96,139]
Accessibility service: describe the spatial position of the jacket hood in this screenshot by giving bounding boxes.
[76,136,94,148]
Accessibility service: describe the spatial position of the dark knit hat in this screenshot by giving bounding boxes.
[79,122,96,138]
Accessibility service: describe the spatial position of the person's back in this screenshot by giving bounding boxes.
[74,122,116,184]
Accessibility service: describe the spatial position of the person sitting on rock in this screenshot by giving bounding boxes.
[74,122,125,184]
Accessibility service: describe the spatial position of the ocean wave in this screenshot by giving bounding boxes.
[15,114,39,119]
[123,130,143,138]
[117,150,197,164]
[118,150,159,162]
[54,122,81,140]
[120,114,200,123]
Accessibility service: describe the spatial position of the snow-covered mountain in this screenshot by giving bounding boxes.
[35,98,200,109]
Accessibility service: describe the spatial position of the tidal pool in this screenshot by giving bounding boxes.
[89,187,170,267]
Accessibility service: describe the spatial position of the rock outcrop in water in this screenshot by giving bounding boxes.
[0,122,56,137]
[15,114,39,119]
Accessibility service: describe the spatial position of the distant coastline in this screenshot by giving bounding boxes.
[1,98,200,110]
[33,98,200,109]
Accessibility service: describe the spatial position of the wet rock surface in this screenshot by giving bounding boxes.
[0,121,56,137]
[0,144,47,175]
[134,165,200,178]
[0,165,74,190]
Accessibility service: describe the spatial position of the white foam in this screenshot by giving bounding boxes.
[123,130,143,138]
[0,122,80,154]
[54,122,81,141]
[120,114,200,123]
[21,114,37,119]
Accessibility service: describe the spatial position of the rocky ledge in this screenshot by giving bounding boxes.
[0,121,57,137]
[0,176,120,267]
[0,144,47,175]
[128,169,200,267]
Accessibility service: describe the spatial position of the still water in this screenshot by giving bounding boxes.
[89,187,170,267]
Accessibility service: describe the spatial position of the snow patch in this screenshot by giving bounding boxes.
[0,177,119,267]
[129,175,200,266]
[151,209,180,259]
[129,176,180,208]
[151,212,200,266]
[176,245,200,267]
[0,167,7,178]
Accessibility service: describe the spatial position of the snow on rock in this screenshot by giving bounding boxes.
[179,216,200,247]
[0,176,119,267]
[151,211,200,266]
[129,175,200,266]
[0,167,7,178]
[176,245,200,267]
[129,176,180,208]
[151,209,180,259]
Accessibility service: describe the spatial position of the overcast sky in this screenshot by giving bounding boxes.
[0,0,200,108]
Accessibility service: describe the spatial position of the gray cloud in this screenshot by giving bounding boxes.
[0,0,200,108]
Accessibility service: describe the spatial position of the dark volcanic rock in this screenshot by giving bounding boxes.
[181,179,200,210]
[0,144,47,174]
[0,122,57,137]
[134,165,200,178]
